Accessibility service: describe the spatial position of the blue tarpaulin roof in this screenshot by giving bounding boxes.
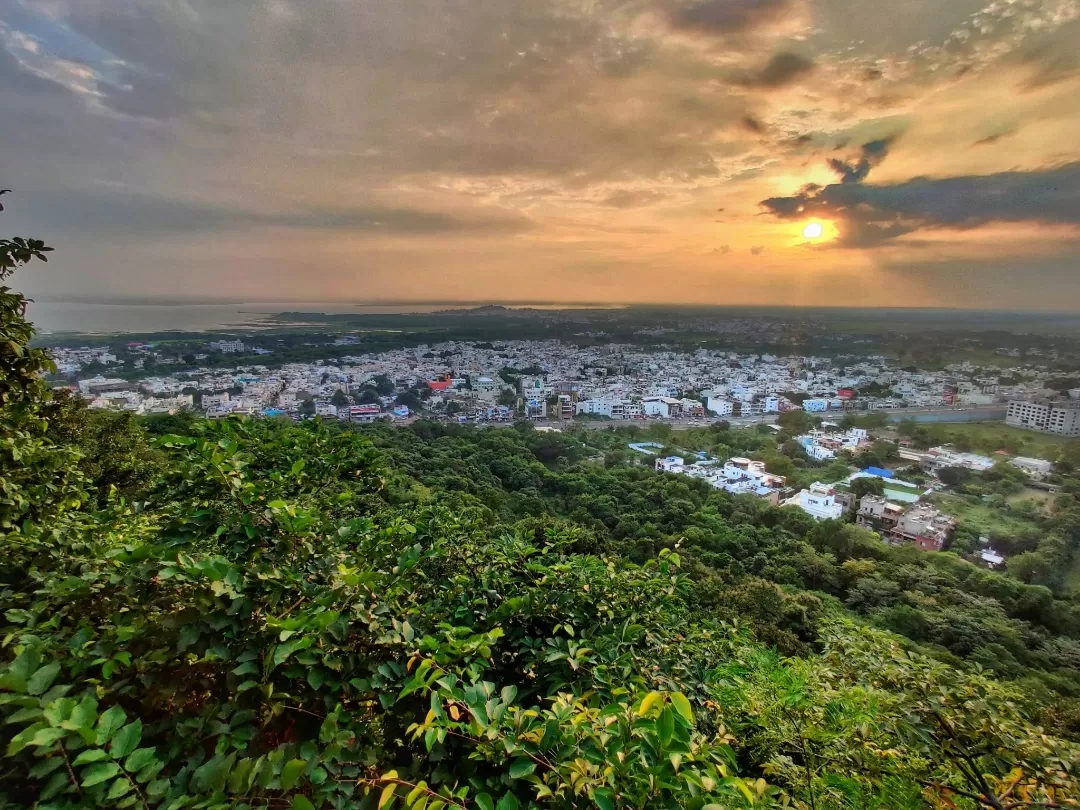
[864,466,895,479]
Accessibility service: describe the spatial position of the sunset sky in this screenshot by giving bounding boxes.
[2,0,1080,309]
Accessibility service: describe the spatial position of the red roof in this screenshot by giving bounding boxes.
[426,380,452,391]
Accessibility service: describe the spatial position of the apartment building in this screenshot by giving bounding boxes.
[1007,398,1080,436]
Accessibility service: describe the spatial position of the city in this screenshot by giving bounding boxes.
[4,0,1080,805]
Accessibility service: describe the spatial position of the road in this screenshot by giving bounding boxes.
[510,404,1006,432]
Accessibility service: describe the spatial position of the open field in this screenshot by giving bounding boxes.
[917,421,1073,460]
[934,493,1043,543]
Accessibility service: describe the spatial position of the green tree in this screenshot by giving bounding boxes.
[373,373,396,396]
[850,476,885,499]
[330,389,349,407]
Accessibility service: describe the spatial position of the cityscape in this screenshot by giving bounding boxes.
[4,0,1080,806]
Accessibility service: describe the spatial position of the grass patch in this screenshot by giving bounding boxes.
[934,493,1043,543]
[919,422,1072,460]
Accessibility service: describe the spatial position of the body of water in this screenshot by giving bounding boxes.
[27,301,602,334]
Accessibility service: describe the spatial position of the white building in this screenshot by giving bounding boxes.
[1007,399,1080,436]
[1010,456,1053,478]
[656,456,685,473]
[643,397,681,418]
[706,396,735,417]
[790,482,845,521]
[211,340,245,354]
[803,398,829,412]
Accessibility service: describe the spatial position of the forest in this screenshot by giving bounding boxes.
[2,233,1080,809]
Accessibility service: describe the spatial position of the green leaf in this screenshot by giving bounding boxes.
[292,797,316,810]
[107,777,135,800]
[66,695,99,731]
[73,749,109,766]
[281,758,307,790]
[7,723,46,756]
[31,727,67,747]
[656,707,675,748]
[124,747,157,773]
[508,759,536,780]
[28,662,61,696]
[593,788,615,810]
[669,692,694,725]
[475,793,494,810]
[81,762,121,787]
[41,771,70,801]
[192,752,235,793]
[110,720,142,759]
[272,637,309,669]
[495,792,520,810]
[637,691,664,717]
[95,705,126,746]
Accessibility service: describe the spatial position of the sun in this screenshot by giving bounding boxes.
[802,221,824,240]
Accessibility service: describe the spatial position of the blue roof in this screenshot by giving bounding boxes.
[864,466,895,478]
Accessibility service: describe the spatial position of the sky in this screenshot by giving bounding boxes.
[2,0,1080,310]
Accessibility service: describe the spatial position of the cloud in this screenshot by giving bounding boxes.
[761,162,1080,247]
[740,115,766,133]
[732,52,815,88]
[825,136,897,184]
[12,188,533,236]
[663,0,796,35]
[750,245,766,255]
[601,189,671,209]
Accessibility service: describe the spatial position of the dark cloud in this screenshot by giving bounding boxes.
[732,52,815,88]
[741,115,766,133]
[750,245,766,255]
[761,162,1080,247]
[664,0,794,35]
[11,189,532,237]
[972,130,1016,147]
[825,136,896,183]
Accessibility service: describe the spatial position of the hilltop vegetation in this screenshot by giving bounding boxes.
[2,233,1080,809]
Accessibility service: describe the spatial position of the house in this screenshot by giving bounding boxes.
[856,495,904,532]
[892,504,956,551]
[790,482,845,521]
[346,404,381,423]
[656,456,685,473]
[643,396,681,418]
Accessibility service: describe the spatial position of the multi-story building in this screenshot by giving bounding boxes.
[706,395,735,417]
[525,398,547,420]
[856,495,904,532]
[892,504,956,551]
[1007,398,1080,436]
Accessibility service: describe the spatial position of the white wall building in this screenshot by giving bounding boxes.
[706,396,735,417]
[791,482,845,521]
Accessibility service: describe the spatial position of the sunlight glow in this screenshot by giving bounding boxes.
[802,221,824,240]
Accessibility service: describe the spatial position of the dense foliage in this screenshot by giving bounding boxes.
[1,224,1079,810]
